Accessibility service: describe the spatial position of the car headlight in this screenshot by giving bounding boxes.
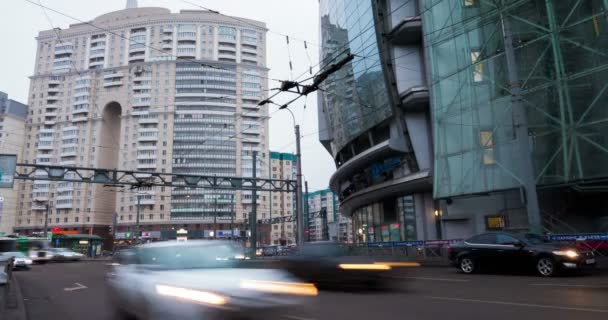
[240,280,318,296]
[155,285,228,306]
[338,263,391,270]
[553,250,579,258]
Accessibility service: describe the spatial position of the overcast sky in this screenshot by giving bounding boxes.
[0,0,335,191]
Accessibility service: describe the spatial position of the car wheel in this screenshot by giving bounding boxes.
[536,257,557,277]
[459,256,476,274]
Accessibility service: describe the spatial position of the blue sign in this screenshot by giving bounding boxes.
[548,233,608,242]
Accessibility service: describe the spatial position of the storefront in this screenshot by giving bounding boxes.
[352,195,419,244]
[52,234,104,257]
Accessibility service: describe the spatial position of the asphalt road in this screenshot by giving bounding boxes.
[13,261,608,320]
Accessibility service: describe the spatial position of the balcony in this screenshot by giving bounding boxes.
[61,150,77,157]
[40,128,55,134]
[104,80,122,87]
[138,134,158,142]
[60,159,77,166]
[138,198,156,205]
[37,142,53,150]
[137,162,157,169]
[241,46,258,55]
[138,116,158,124]
[131,109,150,116]
[218,53,236,60]
[89,50,105,59]
[55,201,73,209]
[44,111,58,117]
[72,115,88,123]
[139,127,158,133]
[137,144,157,151]
[54,47,74,55]
[32,204,47,211]
[132,99,151,107]
[137,153,157,160]
[46,95,59,102]
[241,57,258,65]
[57,184,74,192]
[44,119,57,126]
[89,60,104,68]
[48,79,62,85]
[47,86,61,93]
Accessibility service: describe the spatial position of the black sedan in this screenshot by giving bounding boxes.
[449,232,596,276]
[279,241,394,290]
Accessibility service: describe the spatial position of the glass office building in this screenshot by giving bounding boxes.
[422,0,608,237]
[319,0,436,244]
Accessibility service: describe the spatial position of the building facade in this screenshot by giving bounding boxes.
[15,4,270,240]
[318,0,437,244]
[268,151,297,245]
[304,188,342,242]
[320,0,608,241]
[0,92,27,235]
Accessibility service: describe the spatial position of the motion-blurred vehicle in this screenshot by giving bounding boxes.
[29,248,54,264]
[106,240,318,320]
[48,248,84,262]
[1,252,33,269]
[449,232,596,277]
[280,241,393,290]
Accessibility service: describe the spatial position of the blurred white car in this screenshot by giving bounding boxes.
[1,252,33,269]
[48,248,84,262]
[29,249,54,263]
[106,240,317,320]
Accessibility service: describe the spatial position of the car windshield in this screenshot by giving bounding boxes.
[523,233,549,245]
[299,243,347,257]
[138,243,239,269]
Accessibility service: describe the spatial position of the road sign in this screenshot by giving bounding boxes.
[0,154,17,188]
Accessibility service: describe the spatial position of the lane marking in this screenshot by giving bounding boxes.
[64,282,87,292]
[283,315,316,320]
[402,276,469,282]
[425,296,608,313]
[531,283,608,288]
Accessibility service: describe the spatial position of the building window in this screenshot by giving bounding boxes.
[75,217,79,223]
[464,0,477,6]
[486,215,505,230]
[470,50,483,82]
[479,130,495,165]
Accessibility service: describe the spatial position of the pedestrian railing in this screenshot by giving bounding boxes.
[0,256,15,313]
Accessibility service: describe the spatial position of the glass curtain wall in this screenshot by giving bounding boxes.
[319,0,393,158]
[422,0,608,198]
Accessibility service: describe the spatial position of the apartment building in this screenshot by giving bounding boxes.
[15,3,269,240]
[305,188,339,242]
[268,151,297,245]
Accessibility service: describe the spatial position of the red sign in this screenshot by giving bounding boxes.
[51,227,78,235]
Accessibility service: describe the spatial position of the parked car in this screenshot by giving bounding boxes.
[106,240,317,320]
[1,252,33,270]
[449,232,596,276]
[48,248,84,262]
[279,241,394,290]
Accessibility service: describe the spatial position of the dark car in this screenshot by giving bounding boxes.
[449,232,596,276]
[279,241,393,289]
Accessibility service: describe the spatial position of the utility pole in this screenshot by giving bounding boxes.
[304,181,309,242]
[295,125,304,246]
[135,194,141,243]
[500,10,542,232]
[230,194,235,237]
[112,211,117,241]
[43,203,50,239]
[213,195,218,239]
[250,151,258,257]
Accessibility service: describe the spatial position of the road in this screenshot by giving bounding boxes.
[13,261,608,320]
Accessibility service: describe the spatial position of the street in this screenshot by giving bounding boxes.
[12,261,608,320]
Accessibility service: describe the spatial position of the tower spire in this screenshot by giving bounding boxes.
[126,0,138,9]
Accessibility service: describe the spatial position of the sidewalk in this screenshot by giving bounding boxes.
[0,275,27,320]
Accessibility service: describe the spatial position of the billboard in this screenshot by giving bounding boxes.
[0,154,17,188]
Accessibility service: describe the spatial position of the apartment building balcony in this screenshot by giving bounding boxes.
[161,42,174,50]
[60,150,78,157]
[132,83,151,90]
[139,127,159,133]
[241,46,258,55]
[55,201,73,209]
[88,60,104,68]
[104,79,122,87]
[57,184,73,192]
[218,52,237,60]
[133,92,151,99]
[90,36,106,44]
[48,78,62,85]
[137,144,157,151]
[37,141,53,151]
[60,159,77,166]
[132,99,151,107]
[72,115,88,123]
[138,133,158,142]
[137,162,157,170]
[138,115,158,124]
[44,111,58,117]
[131,109,149,116]
[47,86,61,93]
[137,198,156,205]
[46,95,59,102]
[241,57,258,65]
[44,119,57,126]
[137,154,157,160]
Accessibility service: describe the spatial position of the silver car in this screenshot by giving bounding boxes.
[106,241,318,320]
[48,248,84,262]
[1,252,33,269]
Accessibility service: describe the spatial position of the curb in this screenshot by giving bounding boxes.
[4,275,27,320]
